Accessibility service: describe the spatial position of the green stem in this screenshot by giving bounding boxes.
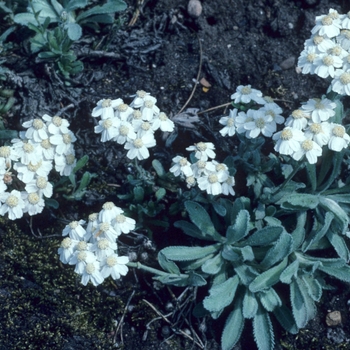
[127,261,188,278]
[271,161,304,195]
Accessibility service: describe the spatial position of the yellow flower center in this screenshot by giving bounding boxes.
[6,195,18,207]
[281,129,293,140]
[332,125,345,137]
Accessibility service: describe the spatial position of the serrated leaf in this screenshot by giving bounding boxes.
[318,264,350,282]
[64,0,88,12]
[203,275,239,312]
[280,260,299,284]
[161,244,221,261]
[279,193,319,210]
[319,197,348,235]
[201,253,224,275]
[290,279,308,328]
[326,229,350,261]
[291,211,306,250]
[158,251,180,274]
[273,305,299,334]
[258,288,282,312]
[302,275,322,302]
[234,264,259,286]
[226,209,250,244]
[244,226,283,246]
[76,0,127,22]
[243,290,258,319]
[253,303,275,350]
[249,258,288,293]
[174,220,219,241]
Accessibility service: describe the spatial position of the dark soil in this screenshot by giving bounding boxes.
[2,0,350,349]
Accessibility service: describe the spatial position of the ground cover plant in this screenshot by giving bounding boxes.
[2,1,350,350]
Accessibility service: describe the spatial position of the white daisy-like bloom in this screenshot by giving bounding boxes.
[212,161,230,182]
[50,131,77,155]
[328,124,350,151]
[292,139,323,164]
[14,160,52,184]
[342,54,350,71]
[11,139,41,165]
[197,172,223,196]
[304,34,334,53]
[58,237,79,264]
[124,133,156,160]
[260,102,285,124]
[22,118,48,142]
[285,109,309,130]
[186,142,216,161]
[313,53,343,78]
[23,191,45,215]
[114,102,134,121]
[152,112,174,132]
[91,98,122,120]
[112,213,136,236]
[92,238,118,261]
[304,122,331,147]
[311,11,342,38]
[273,127,306,155]
[140,97,160,121]
[96,221,120,242]
[243,110,276,138]
[169,156,193,177]
[80,260,104,286]
[341,11,350,29]
[0,189,26,220]
[128,109,143,123]
[42,115,70,135]
[112,121,136,145]
[191,159,216,178]
[234,110,254,135]
[69,240,95,270]
[94,117,120,142]
[54,153,76,176]
[231,85,265,104]
[85,212,99,241]
[297,45,319,74]
[132,120,157,137]
[328,42,348,59]
[99,202,123,223]
[62,220,87,240]
[331,69,350,95]
[38,138,55,160]
[185,175,196,188]
[301,98,336,123]
[219,109,237,137]
[130,90,152,108]
[100,254,129,280]
[0,145,19,168]
[25,176,53,198]
[221,176,235,196]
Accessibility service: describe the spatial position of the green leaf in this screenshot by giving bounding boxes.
[249,258,288,293]
[226,209,250,244]
[133,186,144,202]
[280,260,299,284]
[203,275,239,313]
[291,211,306,250]
[161,244,221,261]
[302,275,322,302]
[155,187,166,201]
[201,253,224,275]
[222,245,254,262]
[234,264,259,286]
[221,295,245,350]
[318,264,350,282]
[152,159,165,177]
[157,251,180,274]
[76,0,127,22]
[273,305,298,334]
[326,229,350,261]
[243,290,258,319]
[279,193,319,210]
[258,288,282,312]
[174,220,220,242]
[319,197,348,235]
[66,22,82,41]
[0,130,18,139]
[44,198,59,209]
[253,304,275,350]
[73,155,89,173]
[244,226,283,246]
[64,0,88,12]
[212,201,226,217]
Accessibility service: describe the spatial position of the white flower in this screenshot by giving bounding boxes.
[197,172,223,196]
[301,98,336,123]
[0,189,26,220]
[311,12,342,38]
[185,175,196,188]
[313,53,343,78]
[112,121,136,145]
[212,161,229,182]
[169,156,193,177]
[112,213,136,236]
[219,109,237,137]
[341,11,350,29]
[24,191,45,215]
[152,112,174,132]
[231,85,265,104]
[304,122,331,147]
[328,124,350,151]
[50,131,76,155]
[132,120,157,137]
[99,202,123,223]
[285,109,309,130]
[58,237,79,264]
[221,176,235,196]
[22,118,48,142]
[338,30,350,51]
[14,160,52,184]
[38,138,55,160]
[297,45,319,74]
[94,117,120,142]
[292,139,322,164]
[62,220,87,240]
[92,98,122,120]
[130,90,152,108]
[100,254,129,280]
[304,34,334,52]
[97,221,120,242]
[243,110,275,138]
[191,160,216,178]
[80,261,104,286]
[92,238,118,260]
[0,145,19,166]
[114,102,134,121]
[25,176,53,198]
[331,69,350,95]
[54,153,76,176]
[273,127,305,155]
[86,212,99,240]
[124,133,156,160]
[260,103,285,125]
[186,142,216,161]
[140,97,160,121]
[69,241,95,270]
[11,139,41,165]
[43,114,70,135]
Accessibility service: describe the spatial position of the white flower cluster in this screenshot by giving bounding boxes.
[58,202,133,286]
[298,9,350,95]
[0,114,77,220]
[219,85,285,139]
[170,142,235,196]
[92,90,175,160]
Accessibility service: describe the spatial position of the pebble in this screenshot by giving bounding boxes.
[326,311,342,326]
[280,56,296,70]
[187,0,202,18]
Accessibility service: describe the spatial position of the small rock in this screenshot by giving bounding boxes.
[188,0,202,18]
[326,311,342,326]
[280,56,296,70]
